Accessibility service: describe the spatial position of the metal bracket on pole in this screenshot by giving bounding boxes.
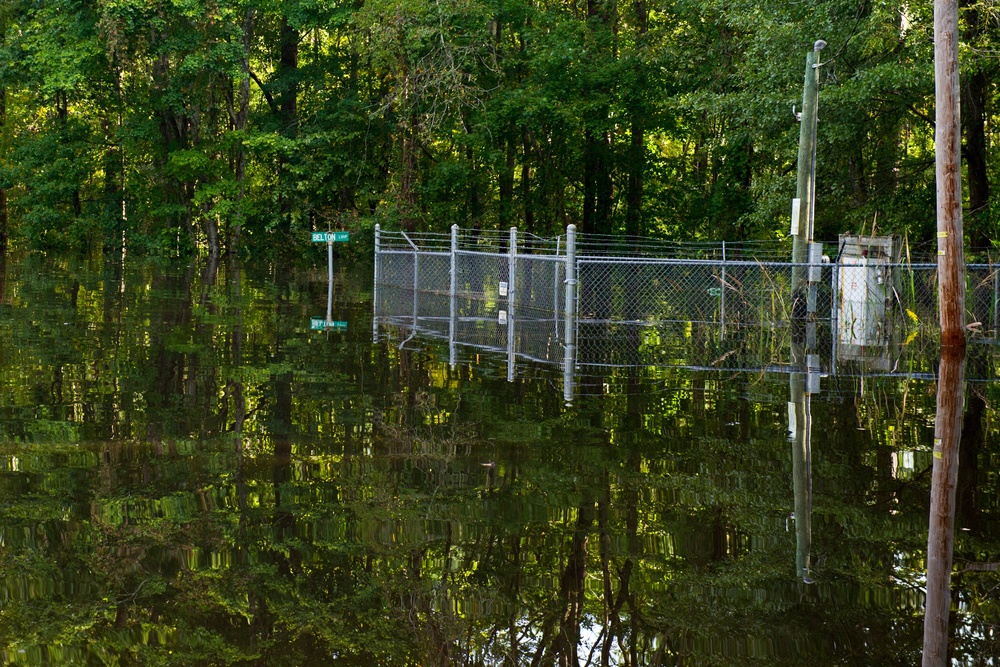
[807,241,822,315]
[806,353,821,395]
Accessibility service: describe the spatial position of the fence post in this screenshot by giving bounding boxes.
[508,227,517,381]
[993,266,998,340]
[721,241,727,338]
[563,224,577,403]
[830,257,839,372]
[399,230,419,329]
[555,235,562,342]
[450,224,458,368]
[373,224,381,343]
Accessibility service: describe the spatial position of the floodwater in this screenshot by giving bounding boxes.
[0,252,998,666]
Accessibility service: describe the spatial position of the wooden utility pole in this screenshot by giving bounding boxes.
[935,0,966,347]
[791,41,824,304]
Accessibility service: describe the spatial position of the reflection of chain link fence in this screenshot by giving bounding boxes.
[375,287,563,366]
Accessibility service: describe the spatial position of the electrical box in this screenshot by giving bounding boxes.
[836,235,901,366]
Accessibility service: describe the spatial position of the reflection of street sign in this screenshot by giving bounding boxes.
[311,232,349,243]
[311,317,348,331]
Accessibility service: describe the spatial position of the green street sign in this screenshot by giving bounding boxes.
[310,318,348,331]
[311,231,349,243]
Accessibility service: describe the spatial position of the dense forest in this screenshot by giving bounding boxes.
[0,0,993,256]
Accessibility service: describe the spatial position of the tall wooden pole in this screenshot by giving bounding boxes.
[791,42,824,303]
[935,0,966,347]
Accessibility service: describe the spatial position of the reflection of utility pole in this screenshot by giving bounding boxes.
[791,40,825,316]
[789,333,816,583]
[922,347,966,666]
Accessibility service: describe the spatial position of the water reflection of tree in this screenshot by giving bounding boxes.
[6,257,1000,664]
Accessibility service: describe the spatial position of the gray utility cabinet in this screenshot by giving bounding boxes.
[836,235,901,362]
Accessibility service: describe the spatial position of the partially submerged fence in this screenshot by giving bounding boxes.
[373,224,1000,387]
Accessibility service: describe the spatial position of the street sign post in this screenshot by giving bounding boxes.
[310,231,350,331]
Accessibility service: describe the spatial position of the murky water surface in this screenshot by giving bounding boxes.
[1,254,999,665]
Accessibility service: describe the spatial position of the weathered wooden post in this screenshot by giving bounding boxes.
[935,0,966,347]
[791,41,825,308]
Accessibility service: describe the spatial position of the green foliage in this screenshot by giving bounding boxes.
[1,0,991,256]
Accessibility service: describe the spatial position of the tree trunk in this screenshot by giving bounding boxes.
[960,0,990,254]
[582,0,615,235]
[0,84,6,253]
[625,0,647,236]
[962,67,990,252]
[596,130,613,234]
[499,123,516,228]
[279,17,298,123]
[102,116,123,253]
[583,131,597,234]
[625,116,644,238]
[278,13,299,234]
[522,131,534,232]
[152,52,191,238]
[232,9,255,253]
[400,117,418,231]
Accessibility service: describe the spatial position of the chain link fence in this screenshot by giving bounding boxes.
[374,225,1000,376]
